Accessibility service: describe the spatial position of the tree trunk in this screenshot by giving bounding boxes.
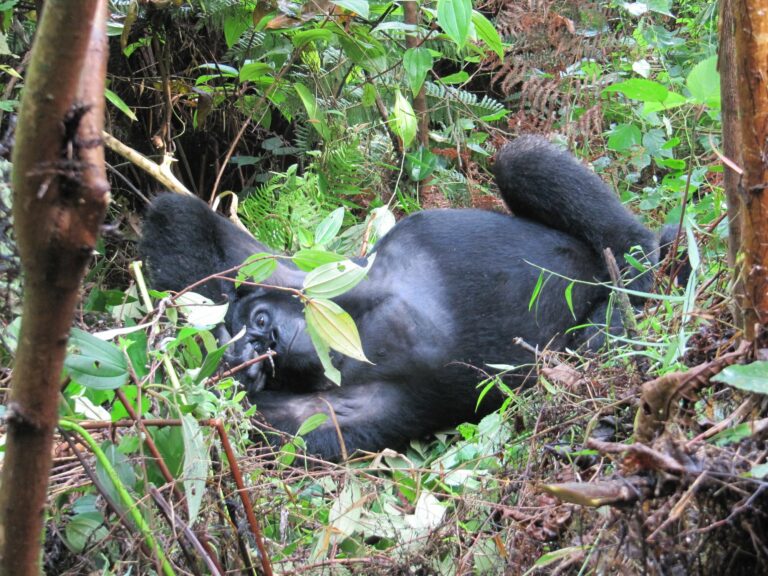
[730,0,768,342]
[0,2,109,574]
[718,0,744,324]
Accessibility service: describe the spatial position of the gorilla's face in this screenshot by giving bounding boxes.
[221,290,320,398]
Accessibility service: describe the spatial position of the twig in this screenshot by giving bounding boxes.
[149,486,224,576]
[211,419,274,576]
[102,131,192,195]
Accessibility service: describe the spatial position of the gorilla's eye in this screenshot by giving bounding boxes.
[253,311,268,329]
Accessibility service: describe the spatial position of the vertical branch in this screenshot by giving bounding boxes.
[403,0,429,147]
[0,2,109,574]
[719,0,745,326]
[732,0,768,341]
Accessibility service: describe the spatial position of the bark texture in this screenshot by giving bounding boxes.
[0,2,109,574]
[731,0,768,340]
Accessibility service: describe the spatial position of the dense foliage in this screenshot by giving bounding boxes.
[3,1,768,574]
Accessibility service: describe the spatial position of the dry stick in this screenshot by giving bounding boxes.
[74,416,273,574]
[211,419,274,576]
[149,486,224,576]
[113,389,225,574]
[102,131,192,196]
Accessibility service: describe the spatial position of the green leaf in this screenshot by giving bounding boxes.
[607,123,642,152]
[296,412,329,436]
[406,146,437,182]
[314,207,345,246]
[305,298,370,363]
[535,546,590,568]
[223,11,251,48]
[686,55,720,110]
[176,292,229,328]
[65,329,129,390]
[306,317,342,385]
[293,249,346,271]
[747,462,768,479]
[181,414,209,525]
[403,47,432,97]
[528,271,545,311]
[603,78,668,102]
[239,62,272,82]
[437,0,472,48]
[712,362,768,394]
[64,512,108,553]
[236,253,277,286]
[641,91,688,114]
[105,88,137,121]
[303,256,373,299]
[471,10,504,59]
[195,340,231,384]
[330,0,369,19]
[292,28,334,46]
[392,90,417,149]
[564,282,576,319]
[441,71,469,84]
[295,82,330,140]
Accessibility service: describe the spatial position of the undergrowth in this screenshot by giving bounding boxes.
[2,0,767,574]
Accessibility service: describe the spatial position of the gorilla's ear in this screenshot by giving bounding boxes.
[139,194,270,300]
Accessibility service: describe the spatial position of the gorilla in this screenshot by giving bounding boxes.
[140,136,659,461]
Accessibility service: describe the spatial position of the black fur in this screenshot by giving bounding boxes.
[139,136,658,461]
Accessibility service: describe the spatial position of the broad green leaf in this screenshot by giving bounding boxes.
[195,340,232,384]
[437,0,472,48]
[607,123,642,152]
[305,298,369,363]
[314,207,345,246]
[330,0,369,19]
[441,71,470,84]
[647,0,674,16]
[181,414,209,525]
[369,206,396,241]
[65,328,129,390]
[292,28,334,46]
[295,82,330,140]
[686,55,720,110]
[105,88,137,121]
[296,412,329,436]
[223,11,251,48]
[239,62,272,82]
[471,10,504,59]
[403,47,432,97]
[196,63,238,77]
[642,91,688,114]
[236,252,277,286]
[603,78,668,102]
[293,249,346,271]
[392,90,417,149]
[303,256,373,299]
[712,362,768,394]
[306,317,342,385]
[64,512,108,553]
[176,292,229,328]
[406,146,437,181]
